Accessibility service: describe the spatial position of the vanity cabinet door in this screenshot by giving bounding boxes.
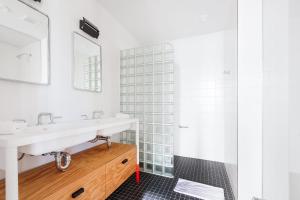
[105,148,136,198]
[44,166,106,200]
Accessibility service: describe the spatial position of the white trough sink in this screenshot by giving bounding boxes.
[92,118,131,137]
[18,123,97,156]
[16,115,135,156]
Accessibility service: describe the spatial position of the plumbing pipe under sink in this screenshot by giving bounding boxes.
[89,135,112,149]
[54,152,72,171]
[43,151,72,171]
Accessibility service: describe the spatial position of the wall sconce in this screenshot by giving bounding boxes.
[79,17,100,39]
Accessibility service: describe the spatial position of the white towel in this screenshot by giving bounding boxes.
[174,178,225,200]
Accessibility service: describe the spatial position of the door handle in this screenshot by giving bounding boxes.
[72,188,84,198]
[179,125,189,129]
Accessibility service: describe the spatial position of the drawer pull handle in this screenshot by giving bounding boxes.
[122,159,128,164]
[72,188,84,198]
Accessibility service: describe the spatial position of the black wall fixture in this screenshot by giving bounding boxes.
[33,0,41,2]
[79,17,100,39]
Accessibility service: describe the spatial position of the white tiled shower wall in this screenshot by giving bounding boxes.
[0,0,139,179]
[171,29,237,198]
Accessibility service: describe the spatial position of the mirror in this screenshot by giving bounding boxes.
[0,0,49,84]
[73,32,102,93]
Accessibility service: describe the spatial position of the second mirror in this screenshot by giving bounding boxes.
[73,32,102,92]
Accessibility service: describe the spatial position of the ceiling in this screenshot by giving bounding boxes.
[98,0,237,45]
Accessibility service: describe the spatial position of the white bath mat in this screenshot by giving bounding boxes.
[174,178,225,200]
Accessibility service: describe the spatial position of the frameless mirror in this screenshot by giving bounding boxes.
[73,32,102,93]
[0,0,49,84]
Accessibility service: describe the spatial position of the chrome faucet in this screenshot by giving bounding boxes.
[92,110,104,119]
[37,112,53,125]
[37,113,62,125]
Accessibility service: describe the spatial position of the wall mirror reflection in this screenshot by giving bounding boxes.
[73,32,102,93]
[0,0,49,84]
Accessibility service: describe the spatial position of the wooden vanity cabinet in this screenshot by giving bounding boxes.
[43,166,106,200]
[0,143,136,200]
[105,148,136,198]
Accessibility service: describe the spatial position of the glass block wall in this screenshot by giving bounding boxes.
[120,43,175,177]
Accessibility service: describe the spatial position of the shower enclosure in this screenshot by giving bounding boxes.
[120,43,175,177]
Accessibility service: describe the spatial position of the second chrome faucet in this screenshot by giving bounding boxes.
[81,110,104,120]
[37,112,62,125]
[92,110,104,119]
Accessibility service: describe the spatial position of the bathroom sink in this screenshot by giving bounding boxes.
[18,123,97,156]
[83,117,132,137]
[16,116,136,156]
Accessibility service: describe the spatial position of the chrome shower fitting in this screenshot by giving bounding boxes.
[43,152,72,171]
[89,135,112,149]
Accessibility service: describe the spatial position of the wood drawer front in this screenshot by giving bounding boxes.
[44,166,106,200]
[105,149,136,198]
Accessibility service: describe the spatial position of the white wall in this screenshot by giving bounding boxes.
[289,0,300,199]
[0,0,138,179]
[238,0,263,199]
[262,0,290,199]
[239,0,300,199]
